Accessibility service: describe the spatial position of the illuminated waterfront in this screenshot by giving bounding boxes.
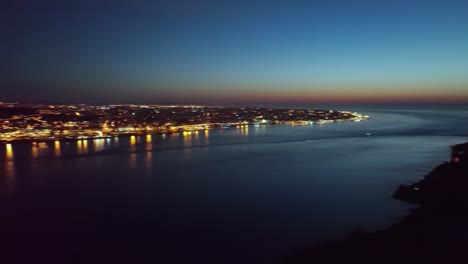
[0,102,368,143]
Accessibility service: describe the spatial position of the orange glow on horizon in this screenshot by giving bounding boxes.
[154,84,468,105]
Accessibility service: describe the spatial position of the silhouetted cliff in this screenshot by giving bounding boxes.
[285,142,468,264]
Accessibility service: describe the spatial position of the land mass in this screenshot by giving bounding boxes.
[0,102,368,143]
[285,142,468,264]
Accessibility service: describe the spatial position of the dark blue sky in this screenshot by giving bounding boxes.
[2,0,468,104]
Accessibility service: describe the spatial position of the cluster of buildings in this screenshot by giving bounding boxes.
[0,102,369,142]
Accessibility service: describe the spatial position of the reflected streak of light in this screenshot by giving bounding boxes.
[54,141,61,157]
[5,161,15,179]
[130,135,136,151]
[105,138,111,150]
[94,139,105,152]
[259,125,266,134]
[183,132,192,147]
[146,151,152,169]
[32,144,38,159]
[253,125,260,134]
[204,130,209,143]
[83,140,88,154]
[6,143,13,160]
[38,142,48,157]
[146,135,152,151]
[238,125,249,136]
[129,153,136,168]
[77,140,83,155]
[5,144,15,192]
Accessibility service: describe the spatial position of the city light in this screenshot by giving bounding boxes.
[0,104,368,143]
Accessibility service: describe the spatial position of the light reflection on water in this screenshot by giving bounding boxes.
[94,138,105,152]
[145,135,153,170]
[193,131,199,143]
[32,142,38,158]
[130,135,136,152]
[3,144,15,196]
[129,153,136,168]
[146,151,152,170]
[38,142,48,154]
[77,140,82,155]
[243,125,249,136]
[5,160,15,179]
[204,130,209,143]
[6,143,13,161]
[82,140,88,154]
[129,135,137,168]
[183,131,192,146]
[54,141,61,157]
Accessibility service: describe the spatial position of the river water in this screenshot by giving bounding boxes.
[1,107,468,263]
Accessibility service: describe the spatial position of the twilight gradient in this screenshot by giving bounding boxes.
[2,0,468,104]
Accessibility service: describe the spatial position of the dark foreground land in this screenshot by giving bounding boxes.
[285,142,468,264]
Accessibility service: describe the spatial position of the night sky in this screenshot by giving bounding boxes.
[2,0,468,105]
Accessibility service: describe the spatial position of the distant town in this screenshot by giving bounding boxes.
[0,102,369,143]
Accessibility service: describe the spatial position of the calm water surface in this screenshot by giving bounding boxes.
[1,108,468,263]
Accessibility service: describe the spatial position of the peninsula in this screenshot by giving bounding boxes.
[0,102,368,143]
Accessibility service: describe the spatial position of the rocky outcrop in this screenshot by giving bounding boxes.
[285,142,468,264]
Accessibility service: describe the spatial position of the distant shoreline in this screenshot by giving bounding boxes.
[0,121,341,145]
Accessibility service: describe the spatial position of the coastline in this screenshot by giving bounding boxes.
[0,119,358,145]
[0,103,368,144]
[284,142,468,264]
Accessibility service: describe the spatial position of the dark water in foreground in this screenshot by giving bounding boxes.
[1,108,468,263]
